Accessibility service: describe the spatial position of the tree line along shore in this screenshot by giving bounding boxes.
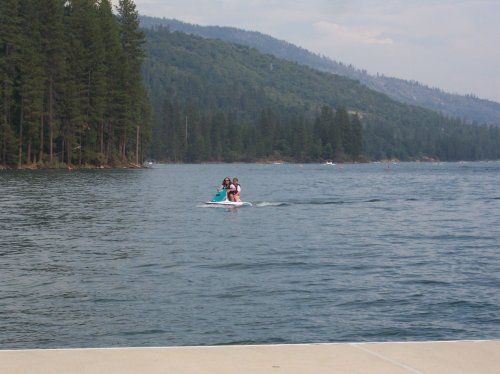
[0,0,150,169]
[2,1,500,170]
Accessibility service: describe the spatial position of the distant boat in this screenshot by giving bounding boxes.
[324,161,335,165]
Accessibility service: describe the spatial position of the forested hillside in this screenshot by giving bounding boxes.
[143,27,500,162]
[0,0,150,169]
[140,16,500,127]
[2,7,499,168]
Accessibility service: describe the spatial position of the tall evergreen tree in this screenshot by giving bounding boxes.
[97,0,122,163]
[350,113,363,160]
[19,0,46,165]
[64,0,101,165]
[315,106,334,159]
[333,107,349,160]
[116,0,146,162]
[0,0,22,165]
[256,108,274,157]
[40,0,66,164]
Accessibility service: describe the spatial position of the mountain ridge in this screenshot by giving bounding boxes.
[142,27,500,162]
[139,15,500,127]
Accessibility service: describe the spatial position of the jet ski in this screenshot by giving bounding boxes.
[205,189,252,207]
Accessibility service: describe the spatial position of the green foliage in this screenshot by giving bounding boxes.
[139,16,500,127]
[0,0,150,168]
[143,28,500,162]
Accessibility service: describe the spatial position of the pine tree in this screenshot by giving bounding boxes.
[315,106,334,159]
[256,108,274,157]
[333,107,349,160]
[97,0,122,164]
[40,0,66,164]
[350,113,363,160]
[64,0,104,165]
[59,0,83,165]
[209,111,226,161]
[19,0,46,165]
[116,0,146,163]
[0,0,22,166]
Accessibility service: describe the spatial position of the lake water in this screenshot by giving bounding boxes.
[1,162,499,349]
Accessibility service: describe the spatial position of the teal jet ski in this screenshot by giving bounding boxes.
[205,189,252,207]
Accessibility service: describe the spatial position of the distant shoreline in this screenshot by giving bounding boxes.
[0,163,148,171]
[2,158,499,170]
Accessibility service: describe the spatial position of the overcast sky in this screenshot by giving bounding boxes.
[132,0,500,103]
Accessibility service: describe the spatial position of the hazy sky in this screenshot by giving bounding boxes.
[132,0,500,103]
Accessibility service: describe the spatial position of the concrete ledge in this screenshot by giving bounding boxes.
[1,340,499,373]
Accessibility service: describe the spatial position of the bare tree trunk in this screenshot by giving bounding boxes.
[100,117,104,155]
[27,139,31,165]
[136,125,139,165]
[18,98,24,168]
[79,129,82,166]
[121,131,126,162]
[66,137,71,166]
[49,79,54,163]
[106,123,112,164]
[39,114,44,163]
[61,134,65,164]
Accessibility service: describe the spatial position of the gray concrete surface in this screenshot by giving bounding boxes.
[1,340,499,373]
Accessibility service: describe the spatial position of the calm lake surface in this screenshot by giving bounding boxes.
[1,162,499,349]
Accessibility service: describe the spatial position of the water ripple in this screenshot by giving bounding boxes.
[1,162,500,348]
